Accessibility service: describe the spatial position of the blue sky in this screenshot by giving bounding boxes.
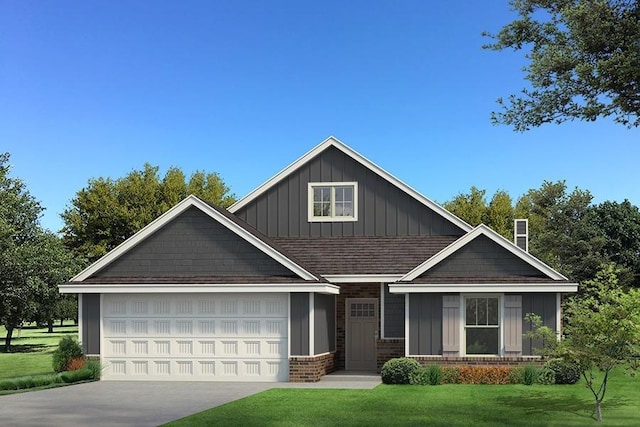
[2,1,638,232]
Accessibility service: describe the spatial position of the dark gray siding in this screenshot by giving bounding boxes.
[521,293,557,356]
[82,294,101,355]
[383,285,405,338]
[235,146,465,237]
[409,294,442,355]
[423,235,547,278]
[94,207,295,278]
[314,293,336,354]
[290,293,309,355]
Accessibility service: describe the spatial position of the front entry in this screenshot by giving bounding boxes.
[346,298,378,371]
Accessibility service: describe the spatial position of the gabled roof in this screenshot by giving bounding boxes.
[400,224,569,282]
[228,136,472,232]
[70,195,320,283]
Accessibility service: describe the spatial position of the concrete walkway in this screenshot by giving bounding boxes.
[0,373,381,427]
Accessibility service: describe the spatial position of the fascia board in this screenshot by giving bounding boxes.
[59,283,341,295]
[322,274,404,283]
[228,136,472,232]
[400,224,567,282]
[389,283,579,293]
[72,195,318,282]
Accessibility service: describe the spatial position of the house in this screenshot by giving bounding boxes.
[59,136,577,382]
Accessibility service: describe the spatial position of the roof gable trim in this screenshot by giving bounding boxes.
[71,195,318,282]
[400,224,568,282]
[228,136,472,232]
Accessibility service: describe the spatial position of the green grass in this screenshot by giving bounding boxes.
[0,324,78,380]
[166,369,639,426]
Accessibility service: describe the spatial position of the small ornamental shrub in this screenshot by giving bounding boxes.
[381,358,421,384]
[545,359,581,384]
[52,336,83,373]
[85,359,103,380]
[458,366,511,384]
[410,365,443,385]
[508,367,523,384]
[60,369,93,384]
[537,367,556,385]
[441,366,461,384]
[67,357,86,371]
[522,365,539,385]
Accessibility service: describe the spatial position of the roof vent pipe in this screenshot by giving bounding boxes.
[514,219,528,252]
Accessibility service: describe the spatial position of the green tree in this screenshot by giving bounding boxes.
[558,264,640,422]
[485,190,515,240]
[586,200,640,286]
[485,0,640,130]
[444,186,488,226]
[61,164,236,262]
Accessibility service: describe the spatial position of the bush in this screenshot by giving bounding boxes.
[0,374,63,391]
[52,336,83,373]
[545,359,582,384]
[522,365,539,385]
[67,357,86,371]
[381,358,421,384]
[85,359,103,380]
[441,366,461,384]
[410,365,442,385]
[60,369,93,384]
[508,368,523,384]
[457,366,511,385]
[537,367,556,385]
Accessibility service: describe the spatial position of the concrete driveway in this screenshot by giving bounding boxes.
[0,373,380,426]
[0,381,274,427]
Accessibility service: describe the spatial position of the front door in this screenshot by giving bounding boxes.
[346,298,378,371]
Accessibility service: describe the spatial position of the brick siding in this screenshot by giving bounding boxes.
[376,339,405,371]
[289,352,337,382]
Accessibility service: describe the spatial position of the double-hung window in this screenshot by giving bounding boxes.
[308,182,357,222]
[465,297,499,355]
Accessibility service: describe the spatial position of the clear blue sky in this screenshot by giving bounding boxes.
[2,1,638,232]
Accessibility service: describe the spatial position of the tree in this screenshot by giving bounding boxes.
[0,153,80,350]
[485,0,640,130]
[586,200,640,286]
[558,264,640,422]
[485,190,515,240]
[444,186,489,226]
[61,164,236,262]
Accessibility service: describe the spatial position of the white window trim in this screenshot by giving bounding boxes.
[307,182,358,222]
[460,294,504,357]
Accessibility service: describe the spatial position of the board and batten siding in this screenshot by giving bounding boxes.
[503,295,523,355]
[314,293,336,354]
[290,293,310,356]
[522,293,557,356]
[234,146,466,238]
[81,293,101,355]
[384,285,405,338]
[408,294,442,355]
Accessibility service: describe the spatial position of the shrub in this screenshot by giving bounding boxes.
[545,359,582,384]
[60,369,93,384]
[85,359,103,380]
[410,365,442,385]
[441,366,461,384]
[52,336,83,373]
[522,365,539,385]
[537,367,556,385]
[458,366,511,385]
[381,358,421,384]
[508,367,523,384]
[67,357,86,371]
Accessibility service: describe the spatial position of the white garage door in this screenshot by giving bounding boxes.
[101,293,289,382]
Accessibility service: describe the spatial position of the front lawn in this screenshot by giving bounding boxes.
[0,324,78,379]
[166,369,639,426]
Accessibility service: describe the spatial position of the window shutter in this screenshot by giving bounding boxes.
[503,295,522,353]
[442,295,460,354]
[514,219,528,252]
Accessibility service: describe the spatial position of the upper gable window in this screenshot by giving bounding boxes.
[308,182,358,222]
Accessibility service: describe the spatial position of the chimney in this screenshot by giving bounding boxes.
[514,219,528,252]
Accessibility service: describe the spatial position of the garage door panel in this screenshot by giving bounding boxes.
[102,294,289,381]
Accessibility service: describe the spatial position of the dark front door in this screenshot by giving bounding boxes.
[346,298,378,371]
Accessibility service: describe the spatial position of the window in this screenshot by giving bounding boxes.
[308,182,357,221]
[465,297,499,355]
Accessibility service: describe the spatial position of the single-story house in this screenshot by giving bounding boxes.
[60,136,577,382]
